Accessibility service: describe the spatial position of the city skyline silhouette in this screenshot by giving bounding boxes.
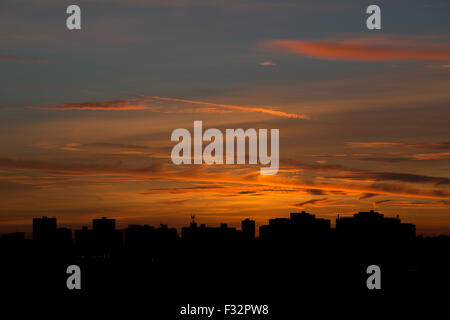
[1,207,449,316]
[0,209,426,241]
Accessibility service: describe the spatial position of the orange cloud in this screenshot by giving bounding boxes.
[347,141,450,149]
[1,157,449,200]
[413,153,450,160]
[25,100,148,111]
[1,81,308,119]
[137,94,309,119]
[261,36,450,61]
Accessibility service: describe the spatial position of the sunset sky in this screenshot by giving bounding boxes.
[1,0,449,235]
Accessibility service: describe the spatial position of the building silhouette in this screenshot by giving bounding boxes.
[93,217,115,233]
[0,232,25,242]
[154,224,178,242]
[241,218,255,240]
[90,217,123,251]
[125,224,156,249]
[259,211,331,242]
[74,226,93,249]
[336,210,416,242]
[55,227,72,247]
[33,216,57,243]
[182,221,240,242]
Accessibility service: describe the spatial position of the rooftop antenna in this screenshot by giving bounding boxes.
[191,215,196,224]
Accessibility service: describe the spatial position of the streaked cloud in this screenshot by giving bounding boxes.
[260,35,450,62]
[292,198,330,208]
[374,199,393,205]
[1,81,308,119]
[413,152,450,160]
[281,159,450,186]
[60,143,82,152]
[25,100,148,111]
[83,143,150,150]
[1,156,449,199]
[347,141,450,149]
[24,95,308,118]
[359,193,379,200]
[137,94,309,119]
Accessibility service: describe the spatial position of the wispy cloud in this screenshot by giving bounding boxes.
[359,193,379,200]
[0,82,308,119]
[347,141,450,149]
[1,156,449,200]
[83,143,150,150]
[0,157,166,177]
[25,100,148,111]
[375,199,393,205]
[282,158,450,186]
[137,94,309,119]
[292,198,330,208]
[413,152,450,160]
[61,143,82,152]
[260,35,450,62]
[25,95,307,118]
